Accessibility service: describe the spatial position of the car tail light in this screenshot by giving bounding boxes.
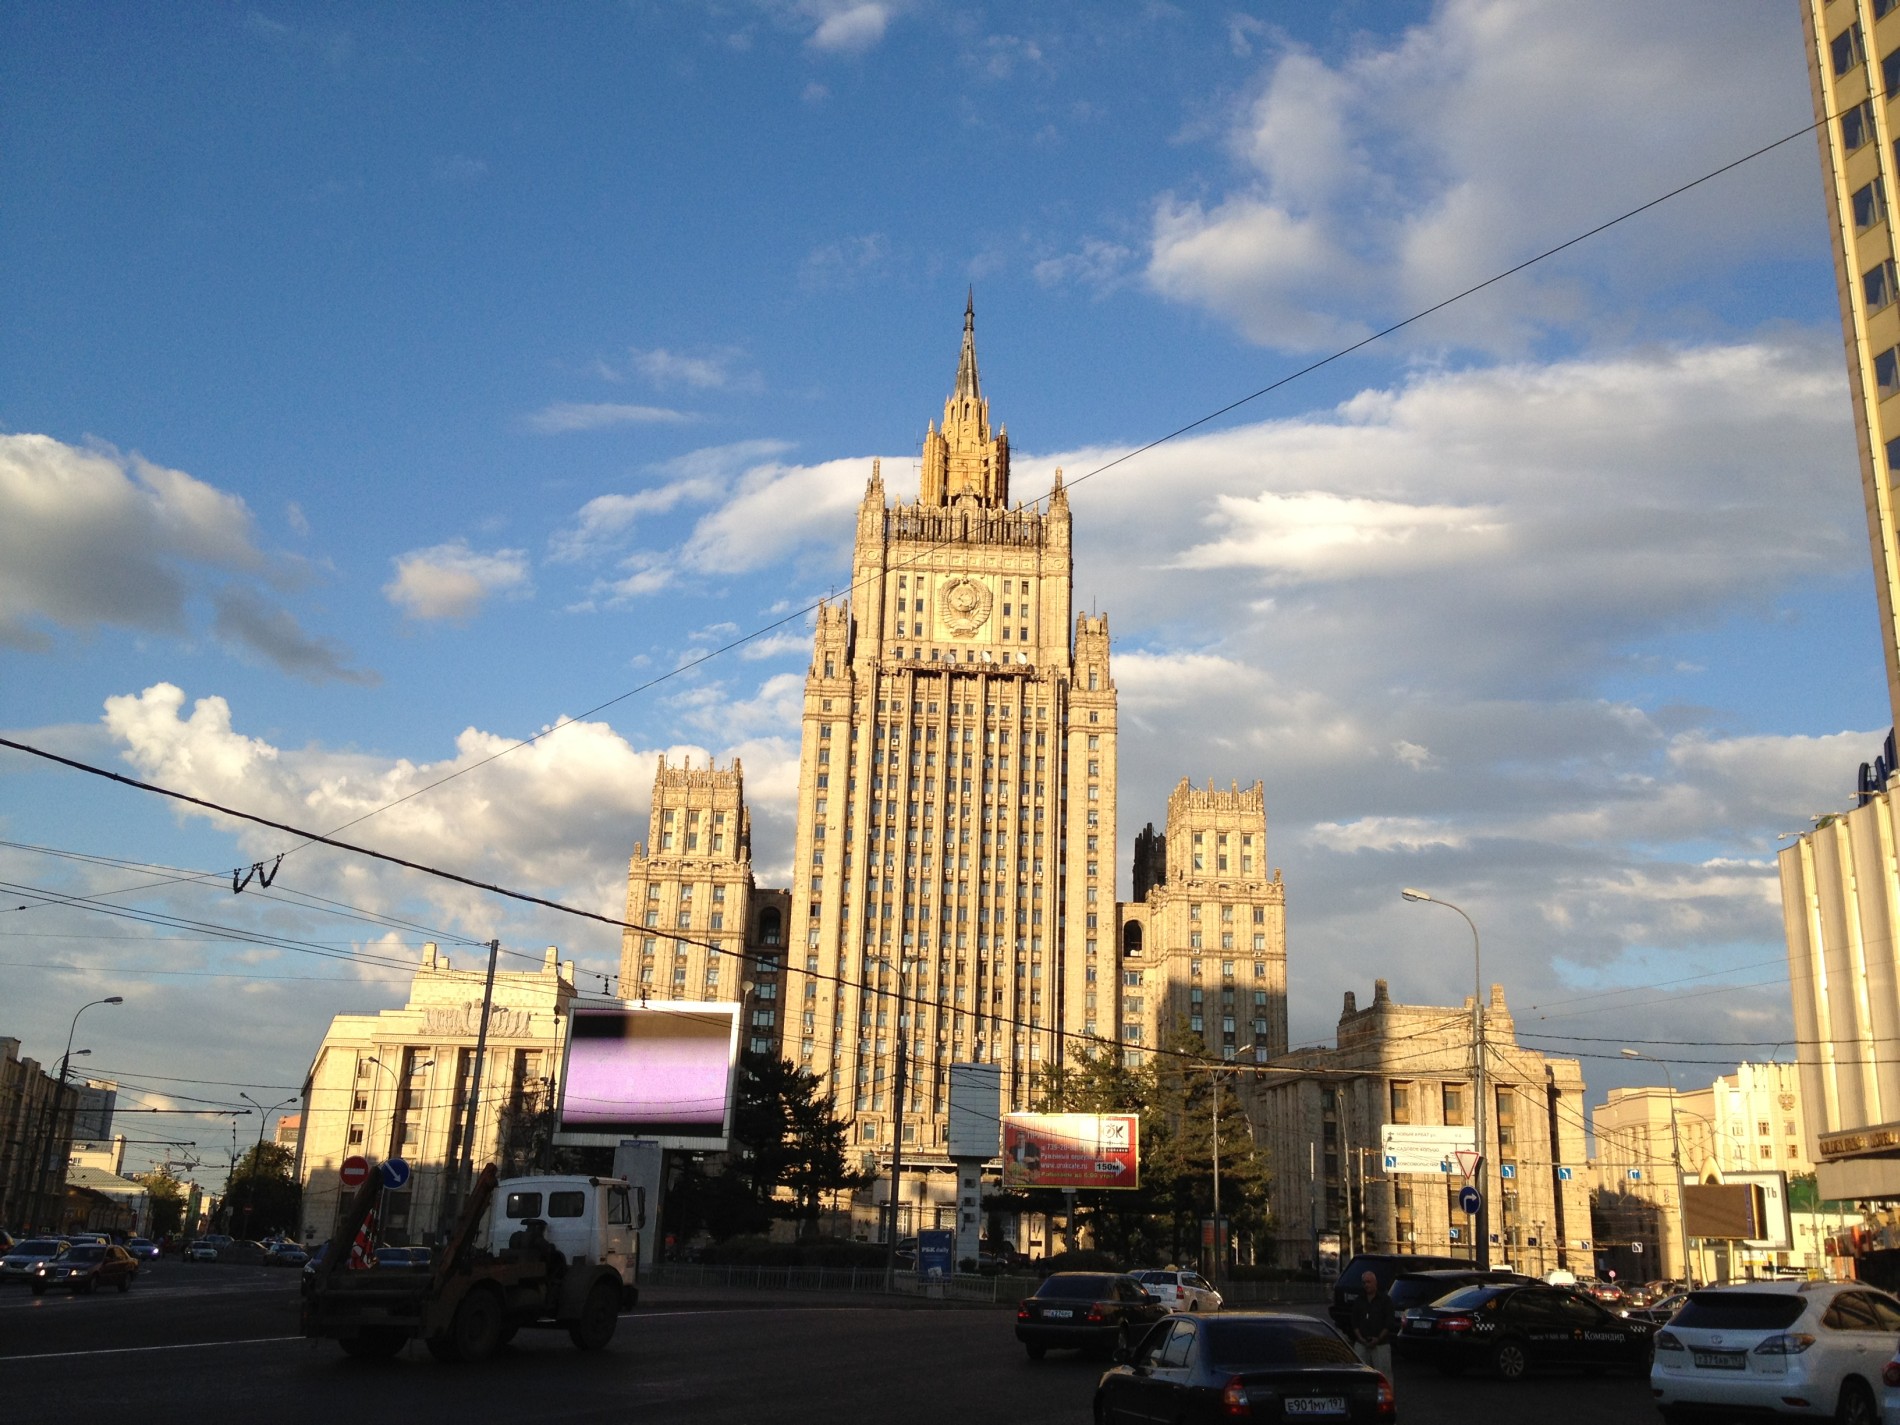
[1017,1303,1031,1321]
[1220,1375,1251,1417]
[1654,1331,1684,1352]
[1884,1360,1900,1388]
[1753,1334,1816,1356]
[1436,1315,1473,1333]
[1375,1375,1395,1419]
[1085,1302,1110,1324]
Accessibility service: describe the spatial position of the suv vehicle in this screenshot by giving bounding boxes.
[1330,1252,1470,1329]
[1651,1281,1900,1423]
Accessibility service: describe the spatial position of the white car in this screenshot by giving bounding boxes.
[1651,1280,1900,1425]
[1131,1269,1222,1313]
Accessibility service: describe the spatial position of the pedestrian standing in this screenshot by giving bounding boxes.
[1348,1269,1396,1377]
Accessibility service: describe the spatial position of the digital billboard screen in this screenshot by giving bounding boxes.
[555,1002,740,1149]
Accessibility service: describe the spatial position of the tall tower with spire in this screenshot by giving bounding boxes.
[919,292,1011,507]
[783,297,1119,1185]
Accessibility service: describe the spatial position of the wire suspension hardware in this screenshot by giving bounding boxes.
[231,854,284,895]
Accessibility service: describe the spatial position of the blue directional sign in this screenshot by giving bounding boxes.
[1383,1155,1397,1170]
[1556,1166,1573,1182]
[1459,1184,1482,1215]
[379,1157,411,1190]
[1498,1163,1517,1180]
[1627,1168,1643,1182]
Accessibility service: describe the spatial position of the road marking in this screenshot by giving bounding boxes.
[4,1335,302,1362]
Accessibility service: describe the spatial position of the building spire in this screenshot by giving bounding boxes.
[954,288,980,402]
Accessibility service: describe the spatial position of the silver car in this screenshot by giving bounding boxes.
[1132,1268,1223,1313]
[0,1238,69,1283]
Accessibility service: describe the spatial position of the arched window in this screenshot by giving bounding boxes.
[759,906,783,946]
[1122,922,1143,957]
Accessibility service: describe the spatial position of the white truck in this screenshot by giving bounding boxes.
[303,1163,644,1362]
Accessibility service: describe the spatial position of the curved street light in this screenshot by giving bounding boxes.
[1401,888,1489,1270]
[235,1091,301,1238]
[30,996,123,1228]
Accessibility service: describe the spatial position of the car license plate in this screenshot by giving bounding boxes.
[1692,1351,1745,1370]
[1042,1309,1072,1319]
[1284,1398,1347,1416]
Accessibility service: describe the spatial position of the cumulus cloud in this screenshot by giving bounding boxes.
[0,432,369,681]
[1143,0,1816,350]
[383,541,532,621]
[803,1,892,53]
[626,346,754,391]
[97,680,802,939]
[524,402,695,433]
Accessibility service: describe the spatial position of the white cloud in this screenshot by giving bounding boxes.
[800,233,890,291]
[627,346,753,391]
[804,2,891,53]
[1033,238,1136,291]
[0,432,370,681]
[1143,0,1815,350]
[383,541,532,621]
[524,402,695,433]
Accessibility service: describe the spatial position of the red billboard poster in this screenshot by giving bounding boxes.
[1001,1113,1139,1190]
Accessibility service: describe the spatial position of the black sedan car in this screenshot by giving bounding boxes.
[1096,1312,1394,1424]
[30,1243,138,1295]
[1017,1272,1170,1359]
[1396,1281,1656,1380]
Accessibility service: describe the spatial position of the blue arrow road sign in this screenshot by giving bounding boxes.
[1627,1168,1643,1181]
[1459,1184,1481,1215]
[1383,1155,1397,1170]
[1556,1166,1572,1182]
[379,1157,411,1190]
[1499,1163,1517,1179]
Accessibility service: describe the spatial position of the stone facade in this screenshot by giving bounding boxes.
[1118,778,1288,1064]
[295,943,576,1245]
[0,1036,70,1230]
[1259,981,1591,1274]
[616,756,789,1055]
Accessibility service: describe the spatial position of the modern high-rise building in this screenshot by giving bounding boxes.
[1783,5,1900,1200]
[611,301,1289,1235]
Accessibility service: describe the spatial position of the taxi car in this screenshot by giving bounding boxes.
[1131,1268,1223,1313]
[1396,1280,1656,1380]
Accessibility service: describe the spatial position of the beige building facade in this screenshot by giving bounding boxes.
[296,943,577,1245]
[1787,0,1900,1202]
[1259,981,1591,1274]
[617,755,790,1057]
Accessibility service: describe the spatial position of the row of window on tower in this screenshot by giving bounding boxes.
[651,807,733,853]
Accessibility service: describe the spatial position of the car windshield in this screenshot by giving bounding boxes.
[14,1241,64,1256]
[65,1246,106,1262]
[1204,1320,1357,1368]
[1672,1293,1805,1331]
[1391,1277,1463,1308]
[1037,1274,1115,1299]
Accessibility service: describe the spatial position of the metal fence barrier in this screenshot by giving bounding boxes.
[643,1263,1330,1308]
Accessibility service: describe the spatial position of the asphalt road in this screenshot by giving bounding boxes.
[1,1261,1662,1424]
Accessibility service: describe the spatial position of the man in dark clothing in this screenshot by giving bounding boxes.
[1347,1270,1397,1375]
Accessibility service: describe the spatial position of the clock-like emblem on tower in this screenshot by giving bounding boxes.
[939,576,993,635]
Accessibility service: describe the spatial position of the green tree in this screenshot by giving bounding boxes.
[135,1169,187,1237]
[224,1141,301,1239]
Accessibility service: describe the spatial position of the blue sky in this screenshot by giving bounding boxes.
[0,1,1882,1180]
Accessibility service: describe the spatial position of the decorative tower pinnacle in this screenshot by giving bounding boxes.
[919,294,1010,508]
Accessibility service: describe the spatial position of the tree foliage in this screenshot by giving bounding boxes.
[135,1169,187,1237]
[223,1140,300,1238]
[662,1052,863,1243]
[1032,1022,1273,1266]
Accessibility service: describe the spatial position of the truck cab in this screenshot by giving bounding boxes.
[488,1175,642,1302]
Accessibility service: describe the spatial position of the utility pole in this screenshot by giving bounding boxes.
[884,955,909,1287]
[445,939,501,1237]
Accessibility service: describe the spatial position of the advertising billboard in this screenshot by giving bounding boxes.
[1001,1113,1139,1191]
[947,1063,1002,1160]
[555,1001,741,1150]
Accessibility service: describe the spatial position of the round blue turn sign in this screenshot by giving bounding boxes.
[379,1157,411,1190]
[1458,1184,1481,1215]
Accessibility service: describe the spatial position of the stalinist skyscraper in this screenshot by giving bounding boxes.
[784,296,1118,1162]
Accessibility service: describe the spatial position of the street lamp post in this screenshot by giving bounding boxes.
[1401,889,1488,1270]
[882,955,914,1289]
[30,995,123,1229]
[1620,1049,1695,1289]
[236,1092,300,1238]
